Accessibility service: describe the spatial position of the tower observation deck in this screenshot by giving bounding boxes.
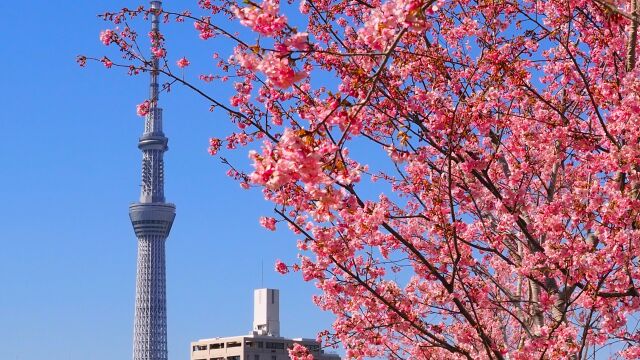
[129,1,175,359]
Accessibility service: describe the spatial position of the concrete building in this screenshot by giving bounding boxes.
[190,289,340,360]
[253,289,280,337]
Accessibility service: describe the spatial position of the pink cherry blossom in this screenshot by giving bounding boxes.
[284,32,310,51]
[274,260,289,274]
[194,19,215,40]
[93,0,640,358]
[208,138,222,155]
[101,57,113,68]
[76,55,87,67]
[136,100,150,117]
[288,343,313,360]
[259,216,277,231]
[232,0,287,36]
[99,29,114,45]
[256,52,307,89]
[177,57,190,68]
[151,46,166,58]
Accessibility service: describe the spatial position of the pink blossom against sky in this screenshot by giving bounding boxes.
[0,1,337,359]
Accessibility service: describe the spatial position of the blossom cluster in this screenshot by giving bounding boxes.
[91,0,640,358]
[232,0,287,36]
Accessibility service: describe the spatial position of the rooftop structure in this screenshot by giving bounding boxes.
[190,289,340,360]
[129,1,176,359]
[253,288,280,337]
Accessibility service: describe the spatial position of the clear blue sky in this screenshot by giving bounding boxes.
[0,1,338,359]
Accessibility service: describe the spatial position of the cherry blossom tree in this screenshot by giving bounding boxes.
[83,0,640,358]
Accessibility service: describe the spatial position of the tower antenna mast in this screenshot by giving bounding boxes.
[130,1,176,359]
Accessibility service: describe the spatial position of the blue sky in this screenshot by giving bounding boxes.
[0,1,339,359]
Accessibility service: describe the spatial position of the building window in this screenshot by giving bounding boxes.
[254,355,260,360]
[266,342,285,350]
[257,342,263,348]
[272,356,277,360]
[227,341,242,348]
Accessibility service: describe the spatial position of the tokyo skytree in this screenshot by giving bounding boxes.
[129,1,175,359]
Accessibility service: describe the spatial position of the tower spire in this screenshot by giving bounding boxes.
[130,1,176,359]
[149,0,160,106]
[139,0,166,204]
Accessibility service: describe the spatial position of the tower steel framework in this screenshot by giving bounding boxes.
[130,1,175,359]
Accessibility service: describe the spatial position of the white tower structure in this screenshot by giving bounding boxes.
[130,1,175,359]
[253,288,280,337]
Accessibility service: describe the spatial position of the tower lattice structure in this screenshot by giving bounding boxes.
[130,1,175,359]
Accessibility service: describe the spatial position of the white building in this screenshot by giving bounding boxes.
[190,289,340,360]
